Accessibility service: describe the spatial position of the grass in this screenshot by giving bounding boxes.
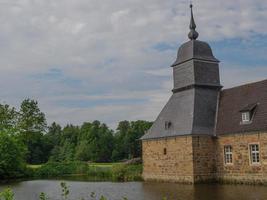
[27,165,42,169]
[28,162,122,169]
[26,162,143,182]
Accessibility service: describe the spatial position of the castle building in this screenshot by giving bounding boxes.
[140,4,267,184]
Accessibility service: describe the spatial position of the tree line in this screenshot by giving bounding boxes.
[0,99,152,166]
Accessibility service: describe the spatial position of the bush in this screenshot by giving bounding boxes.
[0,188,14,200]
[32,162,142,182]
[87,165,112,180]
[34,161,88,178]
[112,164,142,181]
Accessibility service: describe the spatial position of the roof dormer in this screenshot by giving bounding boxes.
[240,103,258,124]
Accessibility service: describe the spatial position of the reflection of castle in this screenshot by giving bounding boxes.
[141,4,267,184]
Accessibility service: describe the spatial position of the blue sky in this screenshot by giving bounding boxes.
[0,0,266,128]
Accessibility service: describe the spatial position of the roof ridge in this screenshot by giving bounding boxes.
[222,79,267,92]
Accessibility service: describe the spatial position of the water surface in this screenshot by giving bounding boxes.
[0,180,267,200]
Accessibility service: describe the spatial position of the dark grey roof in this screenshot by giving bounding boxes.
[171,40,219,67]
[216,79,267,135]
[141,89,195,140]
[239,103,258,112]
[140,87,219,140]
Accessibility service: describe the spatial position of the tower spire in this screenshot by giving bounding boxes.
[188,3,199,40]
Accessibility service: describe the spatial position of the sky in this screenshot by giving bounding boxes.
[0,0,267,129]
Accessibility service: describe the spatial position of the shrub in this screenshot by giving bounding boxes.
[87,166,112,180]
[0,188,14,200]
[112,164,142,181]
[34,161,88,178]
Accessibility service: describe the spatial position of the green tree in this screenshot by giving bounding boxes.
[45,122,62,161]
[0,104,18,131]
[75,140,91,161]
[0,130,26,179]
[76,121,114,162]
[112,120,152,161]
[126,120,152,158]
[18,99,47,133]
[46,122,62,146]
[112,121,130,161]
[18,99,47,164]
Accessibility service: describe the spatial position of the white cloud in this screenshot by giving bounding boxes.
[0,0,266,128]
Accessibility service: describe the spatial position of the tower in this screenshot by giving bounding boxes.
[141,4,222,183]
[141,4,222,140]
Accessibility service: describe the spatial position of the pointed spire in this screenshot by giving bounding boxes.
[188,3,199,40]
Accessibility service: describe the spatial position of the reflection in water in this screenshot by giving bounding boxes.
[0,180,267,200]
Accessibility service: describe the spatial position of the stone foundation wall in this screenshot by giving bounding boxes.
[216,132,267,184]
[142,132,267,184]
[192,136,217,182]
[142,136,194,183]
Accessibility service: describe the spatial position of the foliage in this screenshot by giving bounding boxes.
[0,98,152,180]
[112,120,152,161]
[87,165,112,180]
[75,121,114,162]
[112,164,143,181]
[39,193,48,200]
[60,182,70,200]
[34,162,89,178]
[0,188,14,200]
[17,99,48,164]
[0,130,26,179]
[17,99,47,133]
[31,162,142,182]
[0,104,18,131]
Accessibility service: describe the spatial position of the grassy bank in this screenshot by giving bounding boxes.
[28,162,142,182]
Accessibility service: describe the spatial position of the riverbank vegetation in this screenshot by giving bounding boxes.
[30,162,142,181]
[0,99,151,180]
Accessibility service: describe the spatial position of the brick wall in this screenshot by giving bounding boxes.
[142,136,194,183]
[192,136,217,182]
[216,132,267,184]
[142,132,267,184]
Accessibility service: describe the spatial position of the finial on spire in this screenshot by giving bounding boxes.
[188,3,199,40]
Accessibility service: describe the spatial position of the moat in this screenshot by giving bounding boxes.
[1,180,267,200]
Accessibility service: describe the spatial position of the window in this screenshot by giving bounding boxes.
[164,121,172,130]
[242,112,250,123]
[224,146,233,165]
[249,144,260,164]
[240,103,258,124]
[163,148,167,155]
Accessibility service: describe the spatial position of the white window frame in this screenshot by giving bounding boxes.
[224,145,233,165]
[242,112,250,123]
[249,144,260,165]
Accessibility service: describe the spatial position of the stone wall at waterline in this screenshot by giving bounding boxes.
[142,136,194,183]
[216,132,267,184]
[142,132,267,184]
[192,136,216,182]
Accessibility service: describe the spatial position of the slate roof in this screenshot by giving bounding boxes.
[140,89,195,140]
[216,79,267,135]
[171,40,219,67]
[140,87,219,140]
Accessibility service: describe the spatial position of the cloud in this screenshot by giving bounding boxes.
[0,0,266,128]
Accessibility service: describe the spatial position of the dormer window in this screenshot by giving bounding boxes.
[239,103,258,124]
[242,112,250,123]
[165,121,172,130]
